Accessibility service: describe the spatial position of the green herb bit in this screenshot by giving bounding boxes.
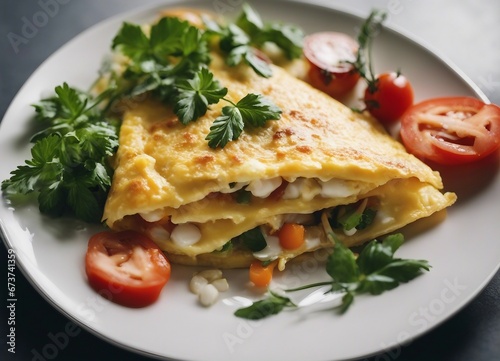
[112,17,208,67]
[239,227,267,252]
[236,3,304,60]
[234,233,431,319]
[110,17,212,110]
[206,93,281,148]
[1,83,119,223]
[329,199,377,232]
[174,67,228,124]
[210,3,304,77]
[234,291,295,320]
[348,9,388,93]
[235,188,252,204]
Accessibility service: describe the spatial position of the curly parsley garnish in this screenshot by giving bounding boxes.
[205,3,303,78]
[174,67,228,124]
[235,233,430,319]
[1,83,118,222]
[109,5,291,148]
[206,93,282,148]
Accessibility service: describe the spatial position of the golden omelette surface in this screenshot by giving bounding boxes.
[103,53,445,228]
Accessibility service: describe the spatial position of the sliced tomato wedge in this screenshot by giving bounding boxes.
[303,32,360,98]
[400,97,500,165]
[85,231,171,308]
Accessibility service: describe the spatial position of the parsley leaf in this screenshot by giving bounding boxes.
[174,68,228,124]
[325,233,430,312]
[326,239,360,284]
[211,4,304,77]
[236,3,264,36]
[111,22,150,62]
[107,9,284,148]
[206,93,281,148]
[234,292,295,320]
[1,83,119,223]
[236,3,303,60]
[206,106,244,149]
[113,17,208,66]
[259,24,304,59]
[234,233,431,319]
[239,227,267,252]
[329,202,377,232]
[111,16,210,103]
[221,25,273,78]
[235,93,282,127]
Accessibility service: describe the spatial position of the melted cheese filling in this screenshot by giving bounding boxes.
[139,176,362,224]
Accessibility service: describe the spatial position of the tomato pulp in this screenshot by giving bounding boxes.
[85,231,171,308]
[400,97,500,165]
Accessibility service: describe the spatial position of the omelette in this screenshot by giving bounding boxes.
[102,10,456,269]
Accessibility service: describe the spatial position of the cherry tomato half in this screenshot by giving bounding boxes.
[303,32,360,98]
[400,97,500,165]
[85,231,171,308]
[364,72,414,124]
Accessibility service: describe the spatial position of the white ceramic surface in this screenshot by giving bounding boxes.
[1,1,499,360]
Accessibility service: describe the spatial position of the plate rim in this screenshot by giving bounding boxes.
[1,1,498,360]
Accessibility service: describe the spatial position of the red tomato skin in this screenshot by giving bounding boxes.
[303,32,360,98]
[85,231,171,308]
[400,97,500,165]
[364,72,414,124]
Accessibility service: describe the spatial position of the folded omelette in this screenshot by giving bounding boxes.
[102,29,456,269]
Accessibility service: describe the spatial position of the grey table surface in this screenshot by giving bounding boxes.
[1,0,499,360]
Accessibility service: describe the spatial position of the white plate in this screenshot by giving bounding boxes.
[1,1,499,360]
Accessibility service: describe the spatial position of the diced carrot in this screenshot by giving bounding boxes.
[249,260,278,288]
[278,223,305,250]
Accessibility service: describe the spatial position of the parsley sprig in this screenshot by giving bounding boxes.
[110,8,286,147]
[234,291,295,320]
[235,233,430,319]
[205,3,303,78]
[110,16,214,116]
[174,67,228,124]
[1,83,119,222]
[206,93,282,148]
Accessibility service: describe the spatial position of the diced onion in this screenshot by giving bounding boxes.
[320,179,358,198]
[170,223,201,247]
[139,209,166,222]
[148,226,170,242]
[198,284,219,307]
[304,233,321,249]
[246,177,282,198]
[189,275,208,294]
[197,269,223,282]
[343,227,357,236]
[211,278,229,292]
[282,178,304,199]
